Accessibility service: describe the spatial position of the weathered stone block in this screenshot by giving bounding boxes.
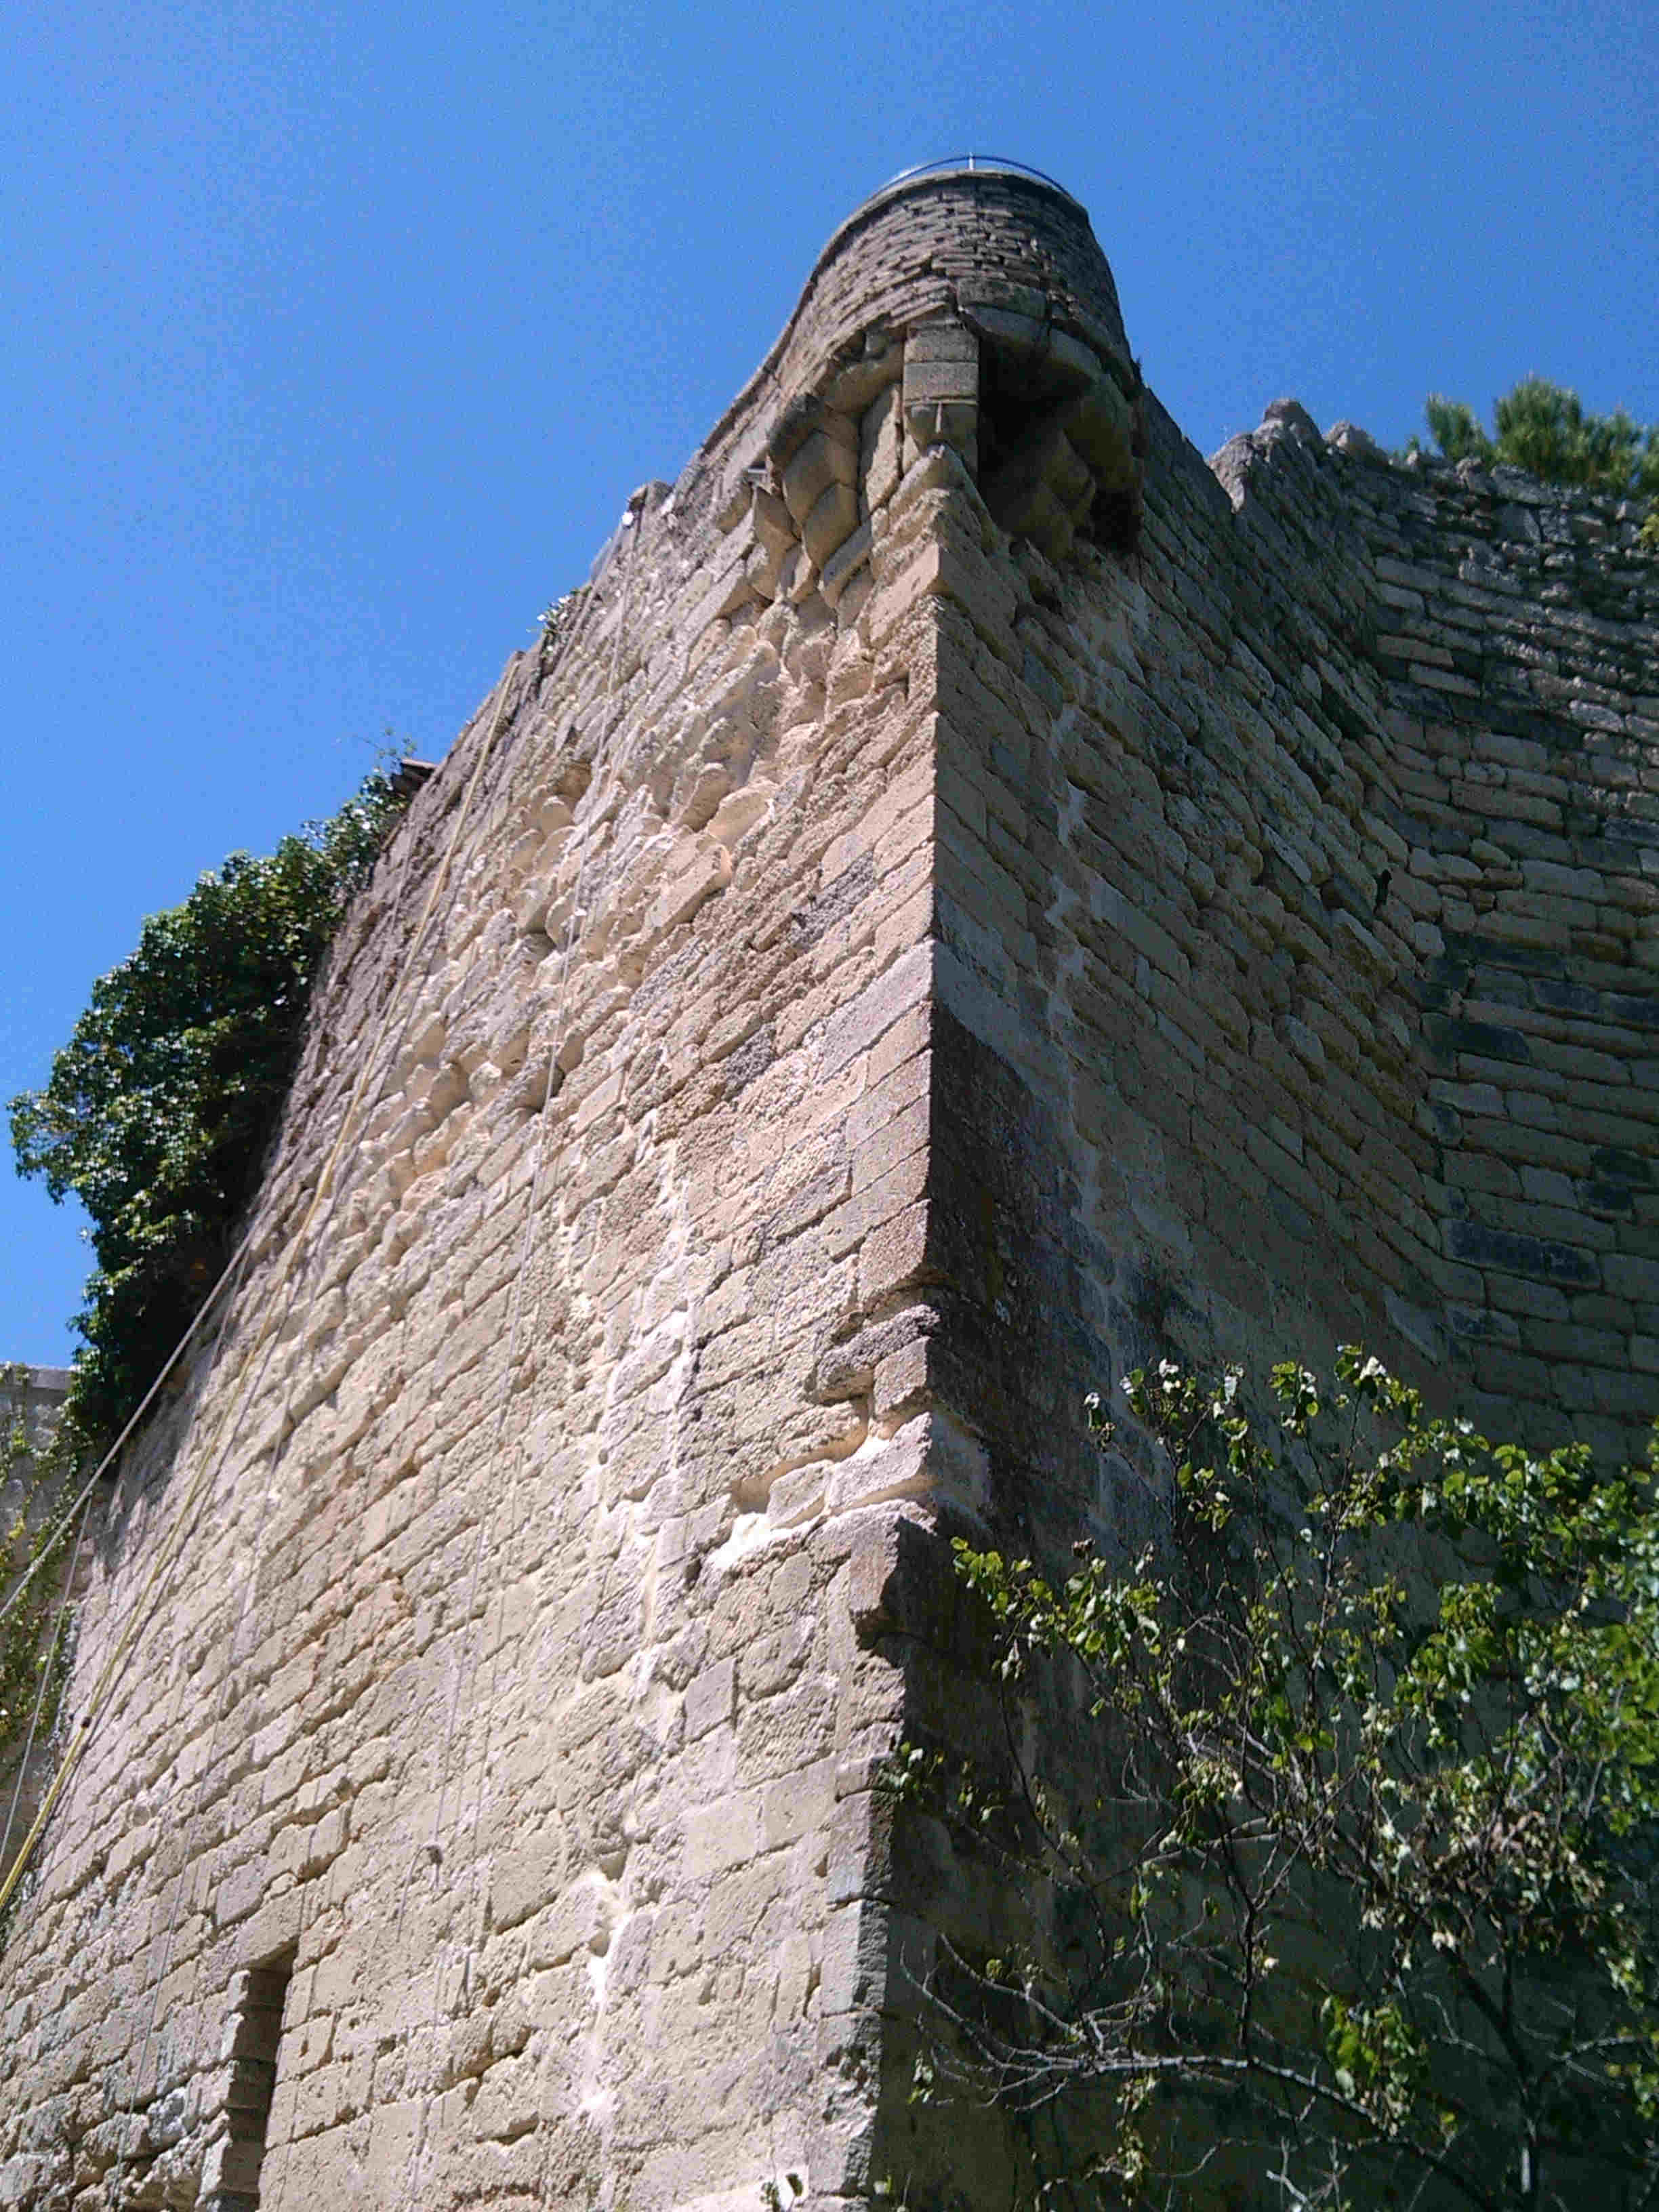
[798,477,858,570]
[781,430,856,527]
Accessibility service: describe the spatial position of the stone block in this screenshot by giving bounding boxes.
[213,1859,266,1931]
[199,2137,266,2200]
[781,431,857,528]
[761,1757,838,1850]
[684,1792,762,1881]
[857,1202,932,1309]
[526,1874,610,1969]
[903,357,979,405]
[817,1900,886,2015]
[491,1822,568,1933]
[820,519,872,609]
[1605,1253,1659,1301]
[821,939,934,1080]
[860,386,903,513]
[799,478,859,571]
[684,1657,735,1740]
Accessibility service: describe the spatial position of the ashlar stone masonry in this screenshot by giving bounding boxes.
[1,163,1654,2211]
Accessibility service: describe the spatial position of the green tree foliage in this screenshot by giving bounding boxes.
[1411,377,1659,523]
[9,775,405,1456]
[892,1351,1659,2209]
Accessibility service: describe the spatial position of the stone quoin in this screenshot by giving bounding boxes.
[1,163,1656,2209]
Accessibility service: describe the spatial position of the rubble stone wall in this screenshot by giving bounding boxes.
[1,166,1655,2212]
[0,1366,77,1870]
[844,244,1659,2198]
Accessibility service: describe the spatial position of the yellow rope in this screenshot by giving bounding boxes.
[0,662,527,1929]
[0,1234,254,1641]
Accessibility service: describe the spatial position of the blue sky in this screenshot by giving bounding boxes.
[3,0,1656,1365]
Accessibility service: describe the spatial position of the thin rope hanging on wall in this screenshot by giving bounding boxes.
[0,657,533,1934]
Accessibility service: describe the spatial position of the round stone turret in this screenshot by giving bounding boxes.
[701,158,1145,575]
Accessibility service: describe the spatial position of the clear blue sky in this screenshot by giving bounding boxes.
[3,0,1656,1365]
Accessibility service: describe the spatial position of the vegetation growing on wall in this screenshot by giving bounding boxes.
[892,1351,1659,2209]
[1408,376,1659,548]
[8,774,407,1458]
[0,1369,75,1788]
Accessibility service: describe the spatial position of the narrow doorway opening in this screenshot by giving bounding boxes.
[208,1947,294,2210]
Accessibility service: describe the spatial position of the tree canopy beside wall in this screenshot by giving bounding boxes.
[1409,377,1659,546]
[893,1351,1659,2209]
[9,774,405,1457]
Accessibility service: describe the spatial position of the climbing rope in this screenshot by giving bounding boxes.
[0,1473,94,1887]
[268,569,622,2207]
[108,1242,262,2137]
[114,669,533,2143]
[523,518,650,2210]
[0,658,529,1931]
[0,1233,258,1645]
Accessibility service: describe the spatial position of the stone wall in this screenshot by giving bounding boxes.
[0,166,1654,2212]
[906,375,1659,1498]
[1225,410,1659,1453]
[0,1365,76,1870]
[840,344,1659,2198]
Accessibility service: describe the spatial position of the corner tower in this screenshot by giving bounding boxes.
[2,163,1655,2211]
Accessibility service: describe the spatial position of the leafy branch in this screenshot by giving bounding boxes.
[1404,377,1659,548]
[9,772,407,1458]
[888,1351,1659,2209]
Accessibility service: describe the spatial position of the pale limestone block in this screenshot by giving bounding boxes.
[859,386,903,513]
[684,1792,762,1881]
[199,2134,265,2199]
[872,1337,930,1421]
[491,1820,571,1934]
[760,1756,838,1851]
[820,519,872,609]
[817,1899,890,2016]
[360,2100,424,2198]
[820,938,933,1080]
[773,1931,815,2026]
[212,1858,266,1931]
[684,1657,735,1740]
[800,478,858,571]
[902,316,982,407]
[764,1465,829,1528]
[525,1872,609,1970]
[781,431,857,527]
[649,840,734,936]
